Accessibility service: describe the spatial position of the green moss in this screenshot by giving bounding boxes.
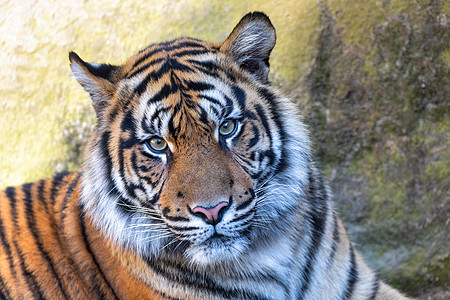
[327,0,419,46]
[339,112,449,295]
[268,0,320,85]
[387,238,450,293]
[300,1,448,294]
[357,223,449,295]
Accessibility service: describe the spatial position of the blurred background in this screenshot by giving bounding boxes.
[0,0,448,298]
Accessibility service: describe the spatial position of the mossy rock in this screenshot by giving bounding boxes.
[0,0,447,297]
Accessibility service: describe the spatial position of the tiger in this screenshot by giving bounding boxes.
[0,12,410,300]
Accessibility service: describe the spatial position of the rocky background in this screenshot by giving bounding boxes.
[0,1,448,298]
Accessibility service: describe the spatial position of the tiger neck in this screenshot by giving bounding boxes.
[109,230,298,300]
[99,210,307,300]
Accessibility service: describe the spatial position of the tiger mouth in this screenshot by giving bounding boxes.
[205,232,230,243]
[196,229,235,246]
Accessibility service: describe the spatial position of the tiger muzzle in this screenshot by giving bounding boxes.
[160,140,254,225]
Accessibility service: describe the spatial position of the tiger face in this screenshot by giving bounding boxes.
[71,12,310,266]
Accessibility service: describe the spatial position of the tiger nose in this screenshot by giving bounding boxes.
[192,201,229,225]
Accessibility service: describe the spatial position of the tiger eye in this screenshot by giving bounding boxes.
[219,119,237,136]
[147,137,168,152]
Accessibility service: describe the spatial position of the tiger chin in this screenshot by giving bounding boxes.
[0,12,410,300]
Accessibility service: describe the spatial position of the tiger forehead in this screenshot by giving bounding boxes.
[121,38,238,135]
[142,94,217,142]
[122,37,226,111]
[123,37,220,78]
[120,37,251,143]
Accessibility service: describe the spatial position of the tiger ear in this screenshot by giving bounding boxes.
[69,52,120,117]
[220,12,276,83]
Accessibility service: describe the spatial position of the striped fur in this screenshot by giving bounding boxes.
[0,12,409,299]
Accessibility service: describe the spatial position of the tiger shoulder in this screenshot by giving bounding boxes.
[0,12,410,300]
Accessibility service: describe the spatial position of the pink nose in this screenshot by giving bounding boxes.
[192,201,229,225]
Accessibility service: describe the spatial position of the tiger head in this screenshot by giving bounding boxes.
[71,12,310,266]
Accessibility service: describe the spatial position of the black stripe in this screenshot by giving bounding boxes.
[236,196,254,211]
[130,151,144,175]
[146,83,179,105]
[252,104,278,181]
[7,186,46,299]
[84,62,118,82]
[167,225,200,232]
[135,61,172,95]
[232,207,254,223]
[232,85,246,110]
[168,59,195,73]
[127,57,165,78]
[23,182,67,299]
[189,62,220,78]
[131,46,167,71]
[50,171,69,208]
[145,257,271,300]
[233,153,254,176]
[120,137,135,150]
[254,104,273,150]
[117,112,140,200]
[79,209,119,300]
[59,175,81,226]
[296,170,329,299]
[105,88,133,124]
[118,138,138,200]
[100,130,113,179]
[146,179,165,206]
[258,88,288,176]
[0,223,16,287]
[37,179,48,213]
[369,276,380,300]
[231,122,247,147]
[210,106,220,120]
[166,40,208,51]
[243,110,258,121]
[132,40,207,71]
[0,275,10,300]
[5,187,18,257]
[248,124,261,148]
[171,49,209,58]
[221,94,234,118]
[0,192,18,284]
[184,81,214,92]
[58,175,89,299]
[0,271,12,300]
[137,169,161,190]
[13,239,46,299]
[259,272,290,299]
[135,58,196,96]
[341,245,358,300]
[167,40,207,49]
[145,106,170,133]
[195,104,207,126]
[120,110,136,133]
[188,60,219,72]
[163,215,189,222]
[200,95,222,106]
[190,58,236,82]
[167,114,177,138]
[155,290,181,300]
[326,213,340,267]
[6,187,17,228]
